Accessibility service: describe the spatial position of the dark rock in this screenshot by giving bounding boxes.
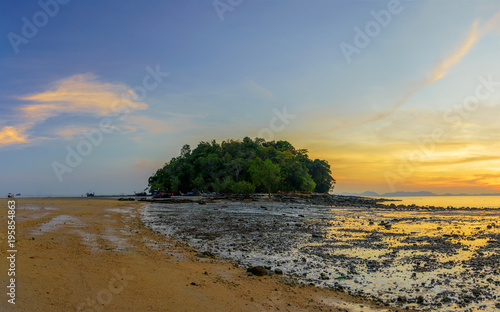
[274,268,284,275]
[195,251,216,258]
[247,266,267,276]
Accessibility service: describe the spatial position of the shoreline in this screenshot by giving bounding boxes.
[135,193,500,211]
[0,198,412,312]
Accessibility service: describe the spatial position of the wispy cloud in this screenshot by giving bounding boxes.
[0,74,148,147]
[248,80,274,99]
[20,73,146,116]
[126,115,176,133]
[427,20,481,84]
[313,13,500,135]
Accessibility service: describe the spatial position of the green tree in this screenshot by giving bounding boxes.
[309,159,336,193]
[220,176,235,193]
[232,181,256,194]
[249,157,280,198]
[147,137,335,195]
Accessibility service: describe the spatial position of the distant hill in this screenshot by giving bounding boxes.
[381,191,437,197]
[338,191,381,197]
[338,191,437,197]
[360,191,380,197]
[337,191,500,197]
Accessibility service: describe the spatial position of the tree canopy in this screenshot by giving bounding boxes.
[148,137,335,195]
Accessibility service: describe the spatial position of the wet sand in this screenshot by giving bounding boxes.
[0,198,409,312]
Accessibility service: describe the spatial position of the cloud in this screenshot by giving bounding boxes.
[427,21,481,84]
[20,73,147,118]
[248,80,274,98]
[293,104,500,192]
[126,115,176,133]
[0,74,148,147]
[314,14,500,135]
[0,126,29,145]
[131,156,148,169]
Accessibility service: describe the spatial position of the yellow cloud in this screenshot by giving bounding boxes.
[1,74,151,147]
[54,126,95,140]
[0,126,28,145]
[20,73,147,117]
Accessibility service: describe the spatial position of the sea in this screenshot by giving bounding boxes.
[381,195,500,209]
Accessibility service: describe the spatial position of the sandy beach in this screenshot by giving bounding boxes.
[0,198,410,312]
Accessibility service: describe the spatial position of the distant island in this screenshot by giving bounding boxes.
[148,137,336,196]
[340,191,500,197]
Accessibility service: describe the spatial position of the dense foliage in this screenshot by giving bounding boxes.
[148,137,335,195]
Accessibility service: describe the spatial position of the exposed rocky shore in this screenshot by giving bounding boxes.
[142,196,500,311]
[134,193,498,211]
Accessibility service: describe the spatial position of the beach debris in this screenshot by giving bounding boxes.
[274,268,283,275]
[195,251,216,258]
[247,266,267,276]
[118,198,135,201]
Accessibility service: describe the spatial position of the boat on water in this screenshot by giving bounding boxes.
[152,190,172,198]
[134,191,147,196]
[86,192,95,197]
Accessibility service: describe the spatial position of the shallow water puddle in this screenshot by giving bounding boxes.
[33,215,83,235]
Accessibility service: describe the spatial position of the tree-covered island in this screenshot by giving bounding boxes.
[148,137,335,196]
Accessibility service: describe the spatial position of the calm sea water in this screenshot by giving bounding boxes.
[383,195,500,208]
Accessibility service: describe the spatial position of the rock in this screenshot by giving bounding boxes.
[118,197,135,201]
[195,251,215,258]
[247,266,267,276]
[274,268,284,275]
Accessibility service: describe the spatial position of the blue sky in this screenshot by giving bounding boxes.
[2,0,500,195]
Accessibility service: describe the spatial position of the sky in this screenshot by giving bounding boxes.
[2,0,500,196]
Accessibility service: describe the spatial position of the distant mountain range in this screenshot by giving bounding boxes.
[338,191,500,197]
